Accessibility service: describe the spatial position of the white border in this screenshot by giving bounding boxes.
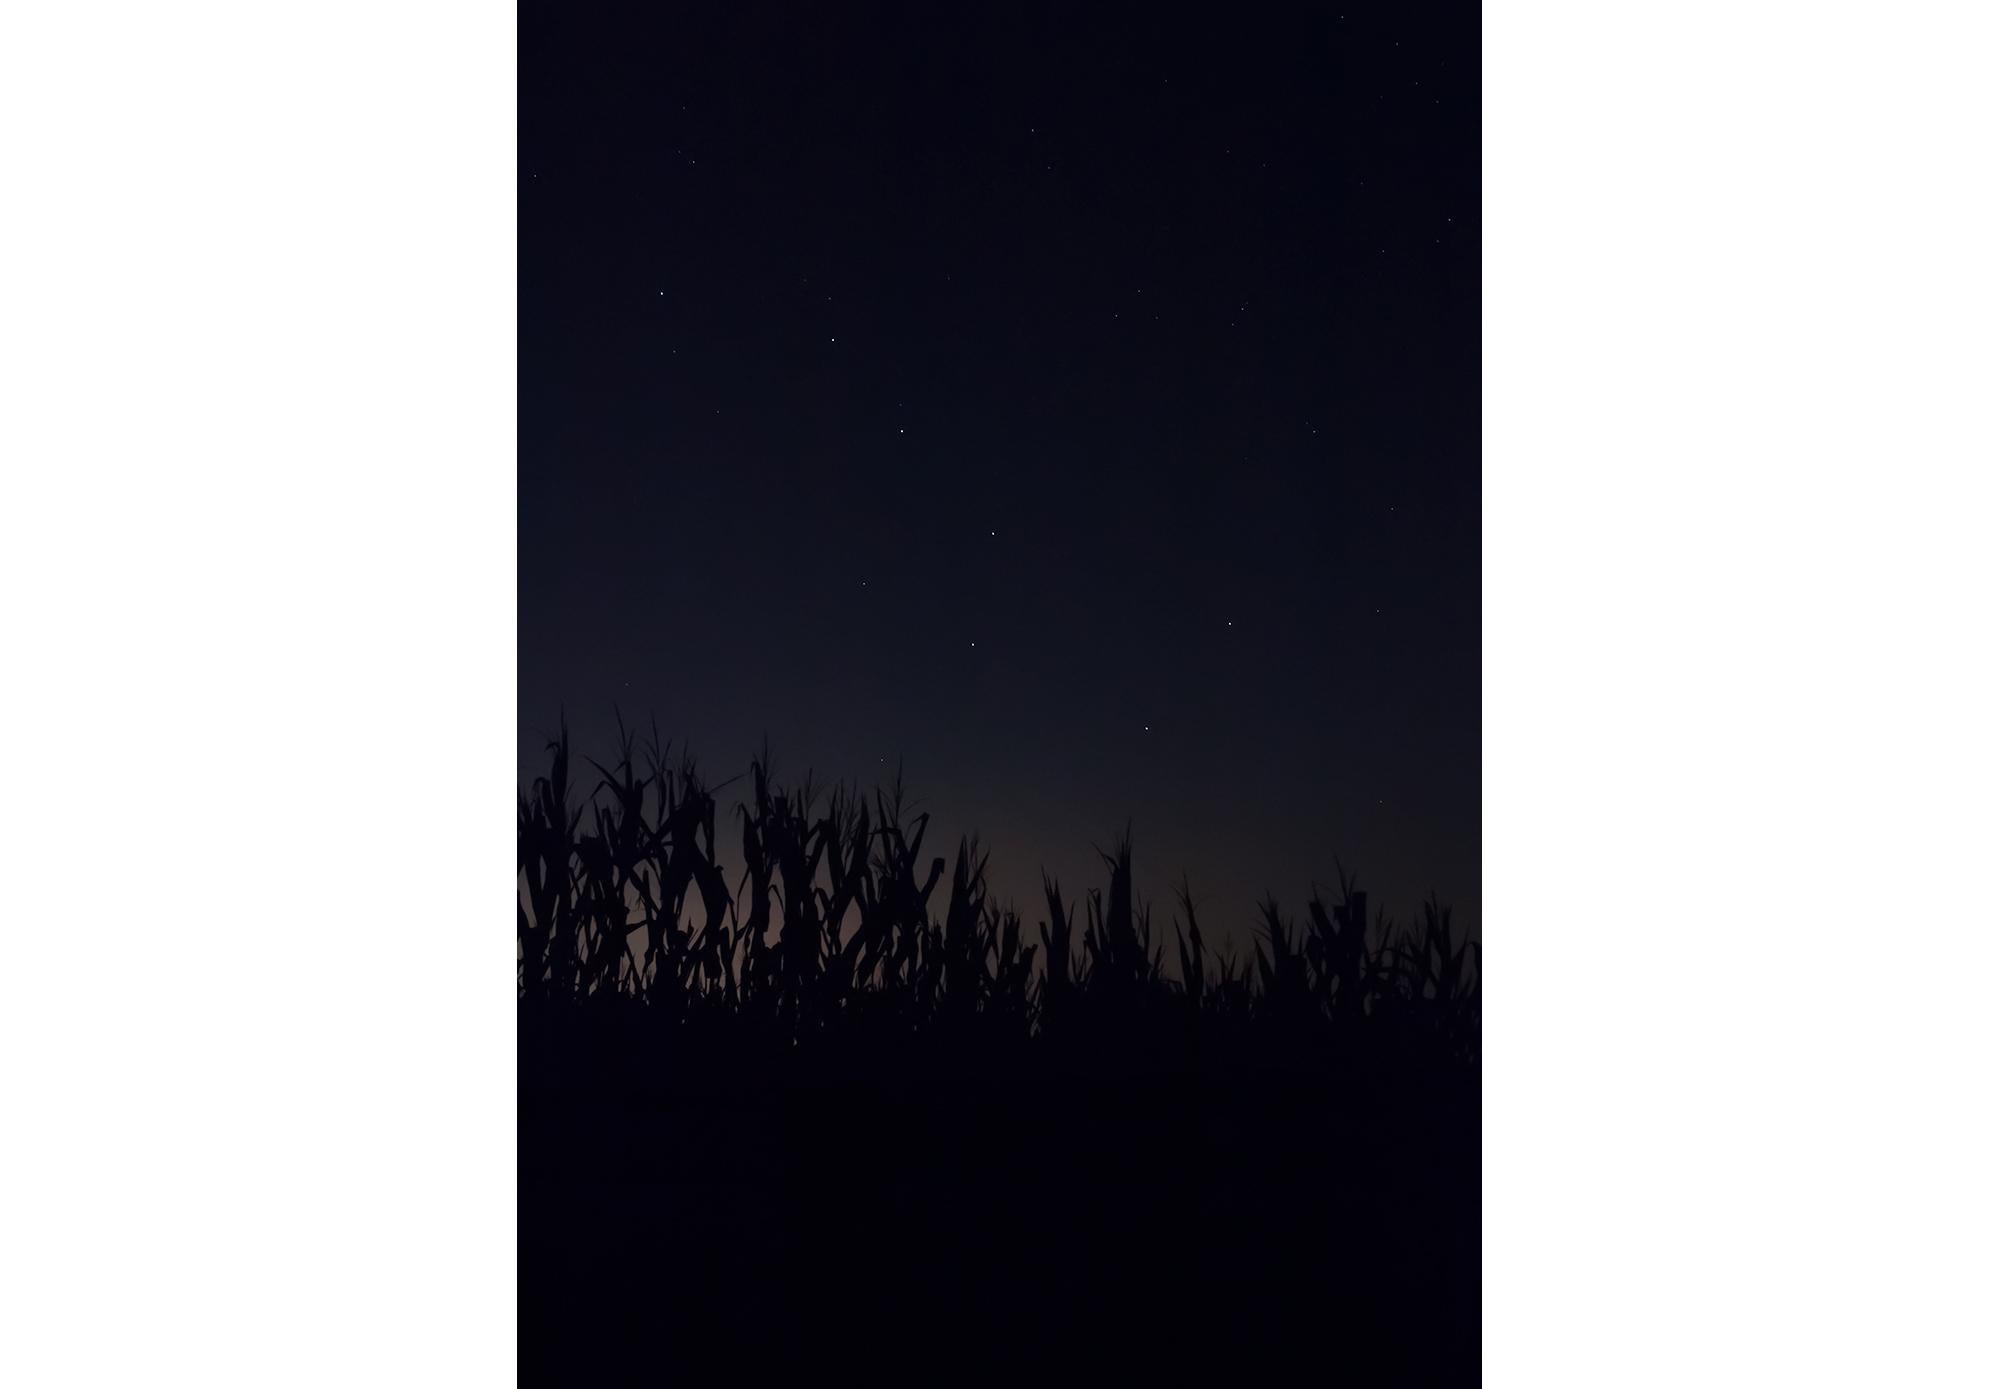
[0,2,516,1382]
[1484,0,2000,1382]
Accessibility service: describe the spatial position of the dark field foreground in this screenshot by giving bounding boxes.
[521,1007,1477,1383]
[520,729,1479,1382]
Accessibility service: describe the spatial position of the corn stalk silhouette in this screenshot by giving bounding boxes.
[519,723,1479,1061]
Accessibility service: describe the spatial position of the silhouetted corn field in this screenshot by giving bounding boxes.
[519,721,1480,1383]
[518,721,1478,1059]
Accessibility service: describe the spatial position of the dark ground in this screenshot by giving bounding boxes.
[521,1006,1478,1383]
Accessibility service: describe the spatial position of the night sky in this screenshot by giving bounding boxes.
[520,0,1480,946]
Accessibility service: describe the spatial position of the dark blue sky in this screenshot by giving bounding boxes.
[520,0,1480,945]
